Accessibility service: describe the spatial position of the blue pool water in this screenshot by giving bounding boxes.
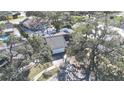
[0,35,9,42]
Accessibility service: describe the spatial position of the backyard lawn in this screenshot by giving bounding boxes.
[37,67,58,81]
[28,62,52,80]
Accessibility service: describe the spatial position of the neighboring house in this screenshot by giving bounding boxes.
[0,22,13,44]
[22,18,48,30]
[0,11,21,21]
[3,22,14,33]
[45,34,67,54]
[108,26,124,46]
[0,22,21,49]
[20,18,56,36]
[0,22,14,35]
[19,19,73,55]
[89,25,124,43]
[92,25,124,50]
[0,22,21,38]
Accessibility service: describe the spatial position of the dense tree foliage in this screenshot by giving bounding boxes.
[67,12,124,80]
[0,11,124,81]
[28,35,52,63]
[0,34,52,80]
[26,11,73,31]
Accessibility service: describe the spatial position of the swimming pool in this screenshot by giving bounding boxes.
[0,34,9,42]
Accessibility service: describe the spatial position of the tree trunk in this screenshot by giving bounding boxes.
[9,43,13,63]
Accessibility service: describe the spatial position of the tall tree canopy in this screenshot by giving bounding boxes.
[67,12,124,81]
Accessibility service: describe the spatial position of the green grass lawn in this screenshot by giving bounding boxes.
[28,62,52,80]
[37,67,58,81]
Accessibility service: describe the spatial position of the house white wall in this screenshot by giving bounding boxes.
[45,35,67,54]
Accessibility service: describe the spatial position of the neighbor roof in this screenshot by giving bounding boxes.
[45,35,67,50]
[0,11,20,17]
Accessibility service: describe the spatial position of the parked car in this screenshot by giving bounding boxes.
[60,28,73,33]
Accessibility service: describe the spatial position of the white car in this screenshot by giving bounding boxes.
[60,28,73,33]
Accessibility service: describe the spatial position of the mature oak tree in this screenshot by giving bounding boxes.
[67,12,124,80]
